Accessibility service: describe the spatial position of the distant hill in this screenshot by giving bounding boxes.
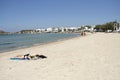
[0,30,9,34]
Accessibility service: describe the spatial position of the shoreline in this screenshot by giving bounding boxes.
[0,32,93,57]
[0,33,81,57]
[0,33,80,54]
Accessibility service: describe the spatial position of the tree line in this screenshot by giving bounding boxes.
[94,21,119,32]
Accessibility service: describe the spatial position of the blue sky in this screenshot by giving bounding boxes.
[0,0,120,32]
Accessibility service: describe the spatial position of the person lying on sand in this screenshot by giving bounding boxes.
[30,54,47,60]
[10,54,47,60]
[24,54,30,60]
[35,54,47,59]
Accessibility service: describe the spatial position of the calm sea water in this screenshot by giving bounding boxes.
[0,33,79,53]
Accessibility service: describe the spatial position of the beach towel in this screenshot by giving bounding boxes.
[10,58,29,60]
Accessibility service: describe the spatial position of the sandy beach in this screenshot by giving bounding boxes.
[0,33,120,80]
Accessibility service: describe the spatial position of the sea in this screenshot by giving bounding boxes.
[0,33,79,53]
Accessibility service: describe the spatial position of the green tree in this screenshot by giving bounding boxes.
[94,21,118,32]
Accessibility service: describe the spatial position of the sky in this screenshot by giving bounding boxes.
[0,0,120,32]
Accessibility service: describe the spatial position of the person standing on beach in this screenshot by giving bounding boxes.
[84,31,86,36]
[81,31,86,36]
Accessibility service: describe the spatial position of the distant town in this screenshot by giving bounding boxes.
[0,21,120,34]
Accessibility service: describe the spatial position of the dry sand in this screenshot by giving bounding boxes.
[0,33,120,80]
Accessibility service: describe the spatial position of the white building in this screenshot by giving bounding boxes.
[114,22,120,32]
[46,28,53,32]
[117,23,120,31]
[83,25,95,32]
[36,29,46,33]
[84,27,88,31]
[52,27,59,33]
[61,27,65,32]
[36,29,42,33]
